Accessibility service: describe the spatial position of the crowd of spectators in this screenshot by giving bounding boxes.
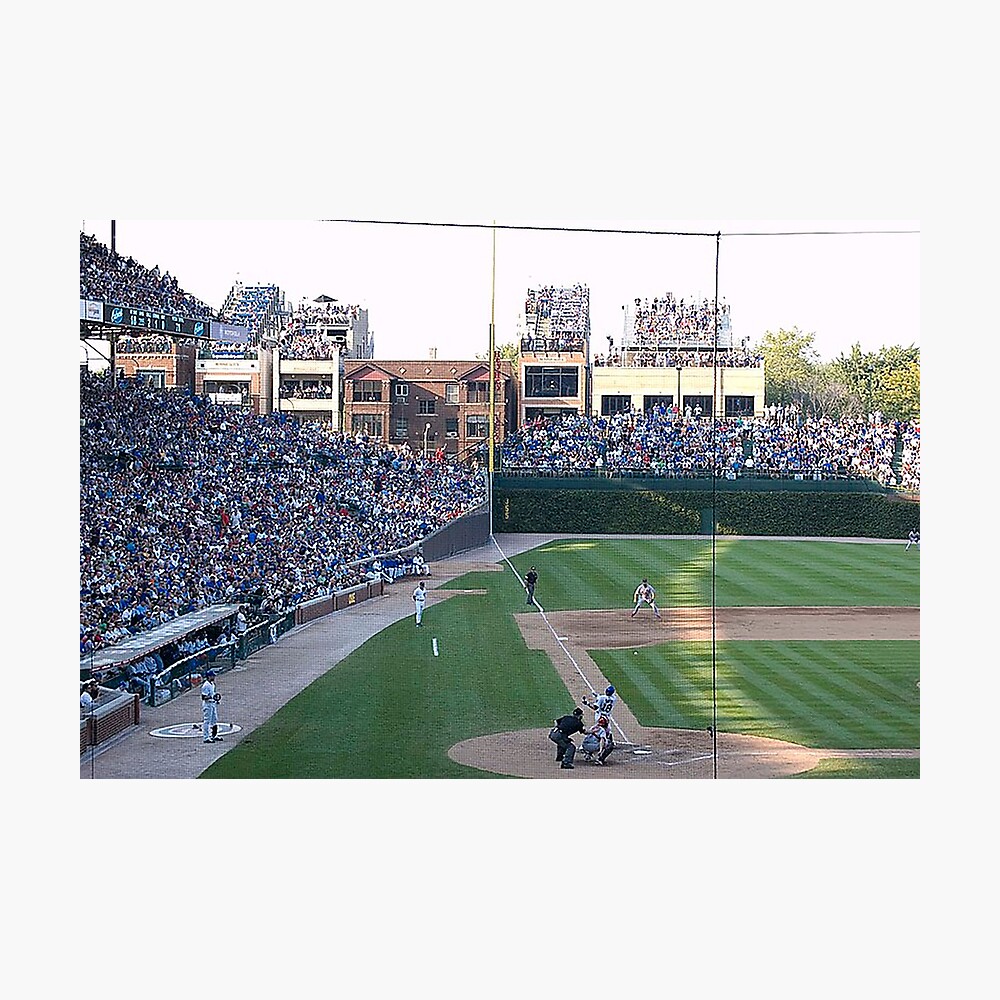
[221,283,283,339]
[116,336,176,355]
[897,421,920,492]
[524,284,590,345]
[80,372,488,656]
[279,380,335,399]
[296,302,359,326]
[592,346,763,368]
[630,293,732,347]
[277,302,361,359]
[500,406,913,485]
[80,232,216,319]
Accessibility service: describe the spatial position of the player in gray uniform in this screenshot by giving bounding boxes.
[631,578,662,619]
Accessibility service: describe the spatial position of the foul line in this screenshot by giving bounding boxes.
[490,535,634,747]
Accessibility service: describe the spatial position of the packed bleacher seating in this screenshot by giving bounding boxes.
[221,283,283,340]
[897,421,920,492]
[522,284,590,352]
[500,406,911,485]
[630,293,732,347]
[80,232,216,319]
[79,372,488,655]
[277,301,363,359]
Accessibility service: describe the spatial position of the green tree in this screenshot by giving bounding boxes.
[878,359,920,421]
[754,327,821,408]
[831,343,919,419]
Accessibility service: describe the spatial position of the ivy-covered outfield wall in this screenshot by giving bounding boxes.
[492,478,920,538]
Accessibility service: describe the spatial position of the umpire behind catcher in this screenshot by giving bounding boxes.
[549,707,586,769]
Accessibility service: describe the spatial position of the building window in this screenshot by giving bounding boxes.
[524,366,578,398]
[468,380,488,403]
[418,398,437,415]
[354,379,382,402]
[601,394,631,416]
[394,382,409,399]
[351,414,383,436]
[725,395,755,417]
[394,416,409,438]
[445,418,458,438]
[445,383,460,404]
[466,415,489,438]
[643,394,674,414]
[137,369,166,388]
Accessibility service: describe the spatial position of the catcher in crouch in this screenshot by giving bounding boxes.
[580,715,614,765]
[201,669,223,744]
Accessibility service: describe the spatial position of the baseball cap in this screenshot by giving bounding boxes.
[573,707,583,716]
[205,670,216,678]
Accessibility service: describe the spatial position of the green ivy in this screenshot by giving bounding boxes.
[494,487,918,538]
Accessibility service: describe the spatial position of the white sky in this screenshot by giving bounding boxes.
[80,218,919,362]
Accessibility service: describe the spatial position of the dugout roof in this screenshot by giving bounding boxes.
[81,605,242,670]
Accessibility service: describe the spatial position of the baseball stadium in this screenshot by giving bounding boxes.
[78,220,920,780]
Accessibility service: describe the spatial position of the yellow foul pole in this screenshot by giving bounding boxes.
[488,221,496,536]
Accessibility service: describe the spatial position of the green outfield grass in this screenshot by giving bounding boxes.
[203,537,919,778]
[791,758,920,779]
[202,568,566,778]
[590,640,919,749]
[491,538,919,610]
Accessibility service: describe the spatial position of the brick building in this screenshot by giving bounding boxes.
[343,359,516,461]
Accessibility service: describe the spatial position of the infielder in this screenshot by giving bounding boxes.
[413,580,427,627]
[201,669,222,743]
[631,578,662,619]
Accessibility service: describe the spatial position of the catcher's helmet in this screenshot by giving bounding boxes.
[606,685,615,695]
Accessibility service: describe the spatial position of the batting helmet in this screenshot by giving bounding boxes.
[606,685,615,695]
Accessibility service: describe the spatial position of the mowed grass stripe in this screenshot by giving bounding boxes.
[597,640,919,750]
[806,643,919,746]
[725,643,916,748]
[724,644,862,746]
[506,539,918,610]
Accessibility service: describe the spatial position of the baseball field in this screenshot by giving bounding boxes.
[201,535,919,779]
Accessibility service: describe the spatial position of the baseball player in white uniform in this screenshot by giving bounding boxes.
[585,685,617,723]
[905,529,920,551]
[582,685,617,764]
[201,669,222,743]
[412,581,427,627]
[631,578,662,619]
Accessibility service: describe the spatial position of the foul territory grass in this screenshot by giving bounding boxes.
[591,640,919,750]
[201,567,568,778]
[493,538,919,611]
